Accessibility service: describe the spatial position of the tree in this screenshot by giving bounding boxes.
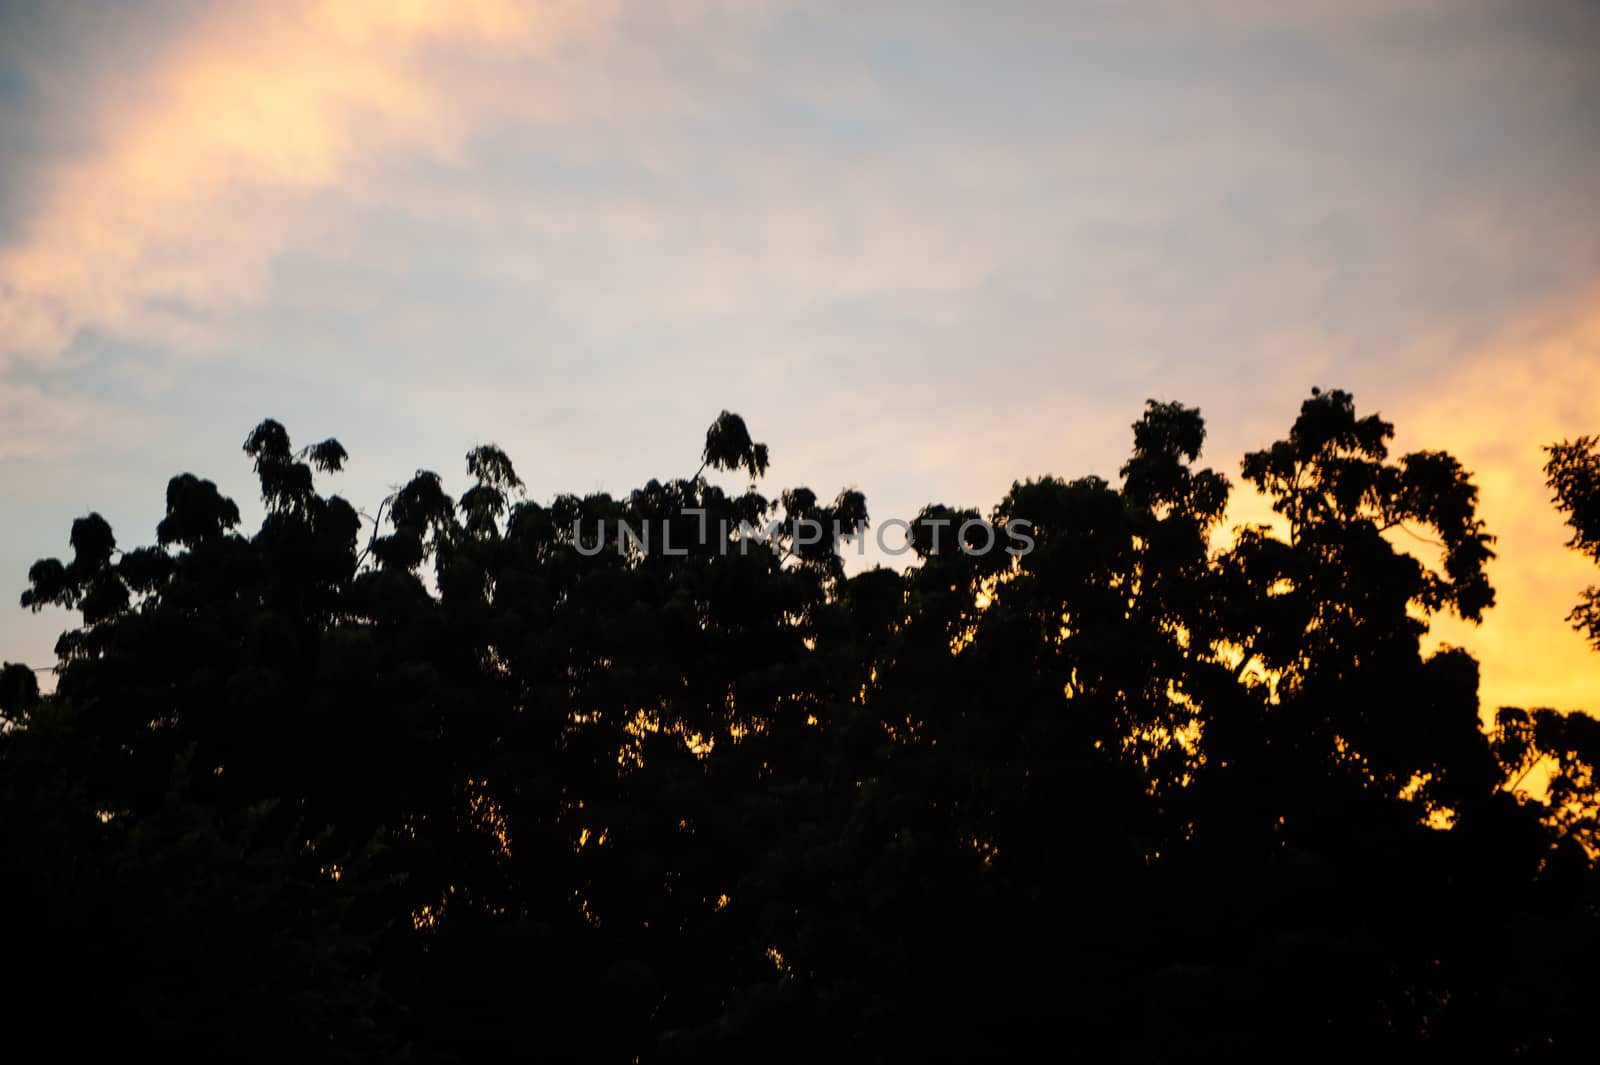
[5,396,1599,1061]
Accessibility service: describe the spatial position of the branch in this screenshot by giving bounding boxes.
[1388,522,1447,549]
[356,497,390,571]
[1508,755,1546,797]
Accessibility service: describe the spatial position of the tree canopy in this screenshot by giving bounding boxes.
[4,391,1599,1061]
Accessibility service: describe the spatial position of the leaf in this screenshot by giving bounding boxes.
[308,439,349,474]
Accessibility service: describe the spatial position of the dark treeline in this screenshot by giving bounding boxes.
[4,390,1600,1061]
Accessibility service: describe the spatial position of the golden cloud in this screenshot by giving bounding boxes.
[1412,289,1600,712]
[0,0,627,362]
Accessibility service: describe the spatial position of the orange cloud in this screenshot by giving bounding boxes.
[0,0,627,362]
[1408,289,1600,713]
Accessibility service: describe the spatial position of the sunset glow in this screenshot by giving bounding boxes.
[3,0,1597,712]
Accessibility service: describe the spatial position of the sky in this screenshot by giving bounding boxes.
[1,0,1597,711]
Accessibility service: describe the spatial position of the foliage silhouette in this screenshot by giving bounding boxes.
[1546,435,1600,649]
[4,395,1599,1062]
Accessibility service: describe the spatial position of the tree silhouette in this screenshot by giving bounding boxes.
[3,396,1599,1062]
[698,410,770,481]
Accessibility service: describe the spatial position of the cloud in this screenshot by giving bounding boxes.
[0,0,643,364]
[1409,289,1600,712]
[0,375,147,463]
[4,0,1595,381]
